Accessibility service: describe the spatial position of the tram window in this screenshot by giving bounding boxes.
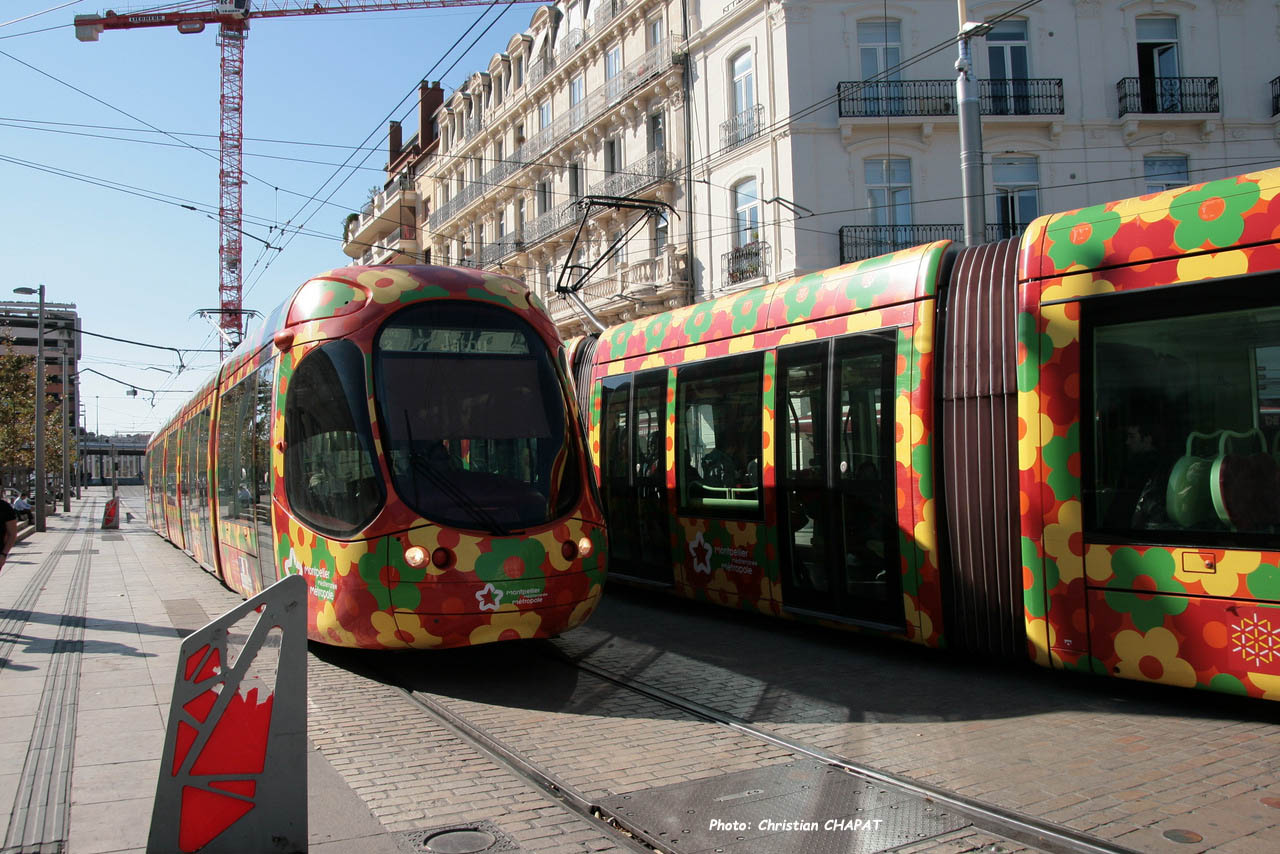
[1088,296,1280,544]
[284,341,382,537]
[375,301,581,532]
[602,377,631,482]
[216,374,256,521]
[676,354,763,517]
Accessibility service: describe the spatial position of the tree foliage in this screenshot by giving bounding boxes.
[0,336,75,488]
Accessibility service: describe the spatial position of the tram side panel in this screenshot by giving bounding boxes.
[1019,170,1280,699]
[590,245,950,645]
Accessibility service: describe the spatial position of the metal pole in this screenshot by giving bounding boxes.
[956,3,986,246]
[34,286,46,532]
[61,351,70,512]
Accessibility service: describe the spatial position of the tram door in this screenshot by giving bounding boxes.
[601,371,672,585]
[777,334,904,627]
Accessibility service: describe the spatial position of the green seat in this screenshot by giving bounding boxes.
[1166,431,1221,528]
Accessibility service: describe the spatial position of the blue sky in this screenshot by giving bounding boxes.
[2,1,532,435]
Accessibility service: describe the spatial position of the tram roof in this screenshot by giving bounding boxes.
[594,241,949,365]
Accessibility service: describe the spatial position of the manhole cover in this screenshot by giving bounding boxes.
[423,829,496,853]
[394,821,519,854]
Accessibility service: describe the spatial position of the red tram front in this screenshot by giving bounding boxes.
[146,265,606,649]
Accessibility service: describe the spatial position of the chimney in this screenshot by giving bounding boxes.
[420,79,445,146]
[388,120,403,164]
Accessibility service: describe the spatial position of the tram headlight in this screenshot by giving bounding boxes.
[404,546,429,568]
[576,536,593,558]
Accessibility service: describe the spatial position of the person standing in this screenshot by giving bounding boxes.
[0,492,16,574]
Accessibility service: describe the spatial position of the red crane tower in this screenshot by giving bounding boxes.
[75,1,540,347]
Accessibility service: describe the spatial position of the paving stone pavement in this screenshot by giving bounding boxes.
[552,587,1280,854]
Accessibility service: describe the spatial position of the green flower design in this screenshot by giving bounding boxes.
[730,289,767,334]
[475,538,547,591]
[684,303,715,342]
[1043,425,1080,502]
[1169,178,1260,250]
[643,314,671,350]
[844,255,895,309]
[1103,548,1188,631]
[1045,205,1122,271]
[780,273,822,322]
[1022,536,1048,618]
[605,323,633,357]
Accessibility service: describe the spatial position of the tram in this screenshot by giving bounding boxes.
[579,166,1280,700]
[144,266,606,649]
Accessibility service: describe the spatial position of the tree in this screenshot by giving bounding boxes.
[0,337,76,491]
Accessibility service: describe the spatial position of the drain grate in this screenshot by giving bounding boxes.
[598,759,968,854]
[395,821,520,854]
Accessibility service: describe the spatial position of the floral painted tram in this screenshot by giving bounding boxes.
[582,167,1280,700]
[145,266,606,649]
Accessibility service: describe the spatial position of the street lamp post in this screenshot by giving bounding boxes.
[14,285,46,532]
[61,350,71,513]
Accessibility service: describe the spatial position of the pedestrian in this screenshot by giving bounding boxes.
[13,492,32,524]
[0,491,16,574]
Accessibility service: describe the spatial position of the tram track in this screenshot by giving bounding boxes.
[366,635,1137,854]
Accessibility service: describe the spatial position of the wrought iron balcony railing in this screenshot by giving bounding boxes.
[838,223,1026,263]
[836,79,1064,118]
[722,240,768,285]
[589,150,677,197]
[1116,76,1219,116]
[720,104,765,151]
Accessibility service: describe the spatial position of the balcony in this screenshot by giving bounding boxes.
[356,224,419,266]
[720,104,765,151]
[589,150,678,198]
[525,199,587,246]
[346,171,417,251]
[836,79,1064,118]
[722,241,768,286]
[430,42,679,230]
[1116,77,1219,116]
[547,249,691,328]
[838,223,1025,263]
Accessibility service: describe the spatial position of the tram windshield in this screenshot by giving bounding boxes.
[375,301,581,533]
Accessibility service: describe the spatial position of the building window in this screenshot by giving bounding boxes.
[859,20,902,114]
[1144,155,1189,193]
[569,162,584,198]
[654,213,669,254]
[571,75,585,106]
[537,180,552,215]
[1136,16,1180,112]
[733,177,760,248]
[648,112,665,153]
[647,17,663,49]
[606,44,621,80]
[516,197,526,237]
[865,157,912,228]
[514,55,524,87]
[992,156,1039,239]
[731,49,755,117]
[494,75,503,106]
[539,100,552,130]
[604,138,621,175]
[986,20,1029,114]
[497,211,506,241]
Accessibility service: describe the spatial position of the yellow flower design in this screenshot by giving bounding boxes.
[1176,550,1256,597]
[1084,544,1116,584]
[1043,500,1083,582]
[706,569,740,607]
[1025,616,1051,666]
[569,585,602,626]
[728,335,758,354]
[469,608,542,645]
[845,310,885,335]
[481,273,531,309]
[1113,626,1198,687]
[1175,250,1249,284]
[315,601,357,646]
[1042,275,1115,304]
[357,268,422,304]
[1041,303,1079,348]
[778,326,818,346]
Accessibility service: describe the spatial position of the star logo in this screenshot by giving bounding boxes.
[688,530,712,575]
[476,583,502,612]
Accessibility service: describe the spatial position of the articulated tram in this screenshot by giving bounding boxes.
[145,266,606,649]
[575,167,1280,700]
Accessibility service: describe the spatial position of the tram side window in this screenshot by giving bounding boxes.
[1089,298,1280,543]
[284,341,382,536]
[216,374,256,521]
[676,354,763,517]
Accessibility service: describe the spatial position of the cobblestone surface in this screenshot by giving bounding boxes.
[553,588,1280,853]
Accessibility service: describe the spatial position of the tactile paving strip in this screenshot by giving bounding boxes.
[598,759,968,854]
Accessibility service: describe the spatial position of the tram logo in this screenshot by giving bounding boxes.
[689,530,712,575]
[1231,613,1279,670]
[477,583,503,611]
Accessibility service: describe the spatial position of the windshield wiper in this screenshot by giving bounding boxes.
[401,411,510,536]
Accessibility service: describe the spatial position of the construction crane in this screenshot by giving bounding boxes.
[75,1,539,348]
